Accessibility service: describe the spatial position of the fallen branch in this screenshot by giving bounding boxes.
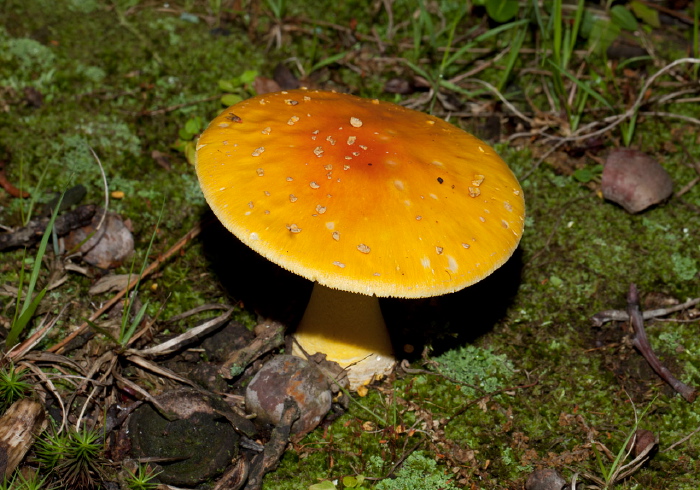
[0,204,96,251]
[591,296,700,326]
[128,307,234,357]
[244,398,300,490]
[627,283,696,403]
[219,321,285,380]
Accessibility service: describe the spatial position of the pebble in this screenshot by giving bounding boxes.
[601,149,673,214]
[245,355,331,436]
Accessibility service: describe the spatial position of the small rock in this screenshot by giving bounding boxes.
[245,355,331,437]
[626,429,658,458]
[63,211,134,268]
[525,468,567,490]
[601,149,673,213]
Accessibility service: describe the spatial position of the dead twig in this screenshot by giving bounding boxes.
[244,398,300,490]
[0,205,96,251]
[591,296,700,326]
[127,307,234,357]
[219,321,285,380]
[627,283,697,402]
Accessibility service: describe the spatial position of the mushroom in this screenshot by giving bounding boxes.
[195,89,525,389]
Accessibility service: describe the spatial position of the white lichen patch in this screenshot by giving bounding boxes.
[252,147,265,157]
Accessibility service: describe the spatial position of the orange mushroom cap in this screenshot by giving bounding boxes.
[195,89,525,298]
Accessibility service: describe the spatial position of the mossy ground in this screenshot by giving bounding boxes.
[1,1,699,489]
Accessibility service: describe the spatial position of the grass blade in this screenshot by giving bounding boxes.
[546,59,614,110]
[6,288,47,348]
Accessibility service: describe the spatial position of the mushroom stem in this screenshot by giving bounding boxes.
[292,283,395,390]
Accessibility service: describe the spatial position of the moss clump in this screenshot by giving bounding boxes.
[432,344,513,397]
[371,452,458,490]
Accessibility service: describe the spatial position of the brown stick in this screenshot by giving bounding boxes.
[591,296,700,326]
[0,204,96,251]
[245,398,300,490]
[627,283,697,403]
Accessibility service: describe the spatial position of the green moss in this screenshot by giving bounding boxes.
[432,344,513,396]
[372,452,458,490]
